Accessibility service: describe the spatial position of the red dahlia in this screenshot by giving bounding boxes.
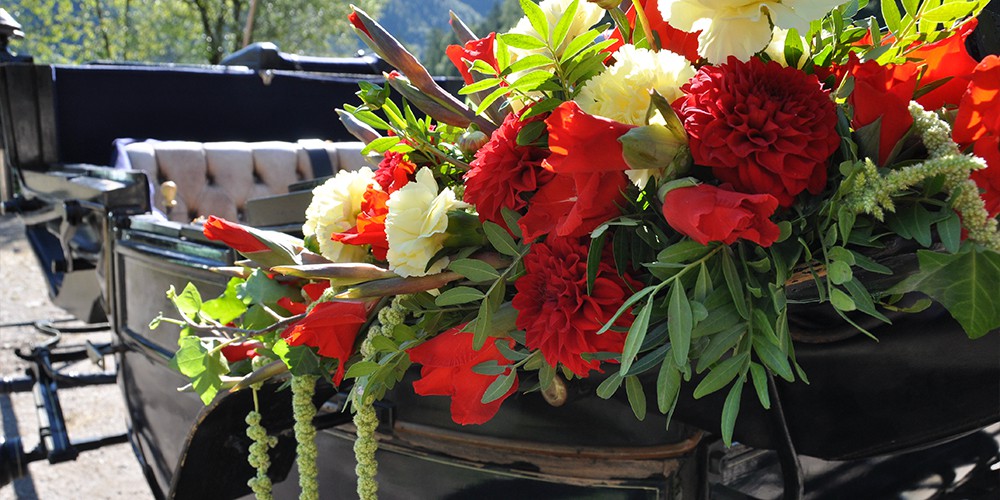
[464,112,551,230]
[512,236,637,376]
[674,57,839,207]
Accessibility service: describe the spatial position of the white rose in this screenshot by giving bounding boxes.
[660,0,839,64]
[303,167,376,263]
[384,168,469,277]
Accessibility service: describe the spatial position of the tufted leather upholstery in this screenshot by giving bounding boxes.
[120,139,366,222]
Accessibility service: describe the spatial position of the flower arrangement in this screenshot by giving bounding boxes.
[154,0,1000,498]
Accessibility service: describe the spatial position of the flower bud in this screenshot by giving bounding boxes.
[458,129,489,154]
[586,0,621,9]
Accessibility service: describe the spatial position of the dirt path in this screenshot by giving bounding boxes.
[0,215,153,500]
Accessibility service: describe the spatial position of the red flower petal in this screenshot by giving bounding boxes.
[446,32,499,85]
[662,184,780,247]
[604,0,700,63]
[202,216,269,253]
[282,301,369,385]
[408,328,517,425]
[911,19,978,111]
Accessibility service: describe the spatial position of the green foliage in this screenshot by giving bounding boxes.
[11,0,386,64]
[170,336,229,405]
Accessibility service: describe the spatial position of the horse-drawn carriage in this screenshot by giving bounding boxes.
[2,6,999,499]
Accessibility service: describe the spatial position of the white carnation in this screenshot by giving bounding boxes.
[384,168,468,277]
[576,45,695,126]
[660,0,840,64]
[303,167,376,263]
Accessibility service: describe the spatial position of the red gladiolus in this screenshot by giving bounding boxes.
[519,102,634,241]
[954,55,1000,216]
[221,340,262,363]
[674,57,839,206]
[277,297,308,315]
[512,236,638,376]
[349,11,372,39]
[202,216,269,253]
[408,328,518,425]
[662,184,780,247]
[911,19,978,111]
[446,32,499,85]
[464,112,551,231]
[604,0,701,63]
[283,301,369,385]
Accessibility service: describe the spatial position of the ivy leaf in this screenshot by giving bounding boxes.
[201,277,247,325]
[171,283,203,321]
[273,340,321,376]
[890,247,1000,338]
[239,269,300,306]
[171,336,228,405]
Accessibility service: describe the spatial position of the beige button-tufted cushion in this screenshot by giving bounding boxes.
[122,140,366,222]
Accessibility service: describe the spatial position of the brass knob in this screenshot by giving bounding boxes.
[541,374,568,407]
[160,181,178,211]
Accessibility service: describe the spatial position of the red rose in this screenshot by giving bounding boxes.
[512,236,638,376]
[519,102,634,241]
[446,32,499,85]
[833,53,920,166]
[675,57,839,206]
[910,19,978,111]
[221,340,263,363]
[282,301,369,385]
[604,0,700,63]
[662,184,780,247]
[954,55,1000,216]
[464,112,551,231]
[203,216,269,253]
[408,328,518,425]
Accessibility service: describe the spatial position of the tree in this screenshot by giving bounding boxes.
[9,0,386,64]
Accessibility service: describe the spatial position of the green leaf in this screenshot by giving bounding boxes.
[694,263,712,302]
[550,0,579,51]
[721,378,744,447]
[696,323,746,373]
[201,277,248,325]
[239,269,300,307]
[472,360,509,376]
[599,286,657,334]
[889,247,1000,338]
[881,0,901,34]
[345,360,380,379]
[275,342,321,377]
[657,354,681,415]
[693,352,749,399]
[828,260,853,285]
[173,283,203,320]
[459,77,503,95]
[596,371,624,399]
[498,33,547,50]
[921,1,980,23]
[625,375,647,421]
[519,0,550,44]
[722,249,750,319]
[851,250,894,274]
[362,136,401,155]
[481,371,516,404]
[587,230,608,295]
[472,298,494,349]
[657,240,712,264]
[620,297,653,375]
[449,258,501,282]
[477,85,514,116]
[500,207,523,240]
[172,336,227,406]
[937,210,961,254]
[668,282,693,366]
[483,221,520,257]
[830,287,857,312]
[749,363,771,410]
[503,54,555,76]
[752,335,794,382]
[559,28,602,63]
[508,69,555,93]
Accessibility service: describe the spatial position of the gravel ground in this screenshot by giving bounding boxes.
[0,214,154,500]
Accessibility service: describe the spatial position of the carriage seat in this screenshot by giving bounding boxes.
[116,139,366,223]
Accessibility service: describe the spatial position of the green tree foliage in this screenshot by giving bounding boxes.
[9,0,385,64]
[423,0,526,77]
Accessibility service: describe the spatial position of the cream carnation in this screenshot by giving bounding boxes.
[659,0,840,64]
[385,168,469,277]
[303,167,376,263]
[576,45,695,126]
